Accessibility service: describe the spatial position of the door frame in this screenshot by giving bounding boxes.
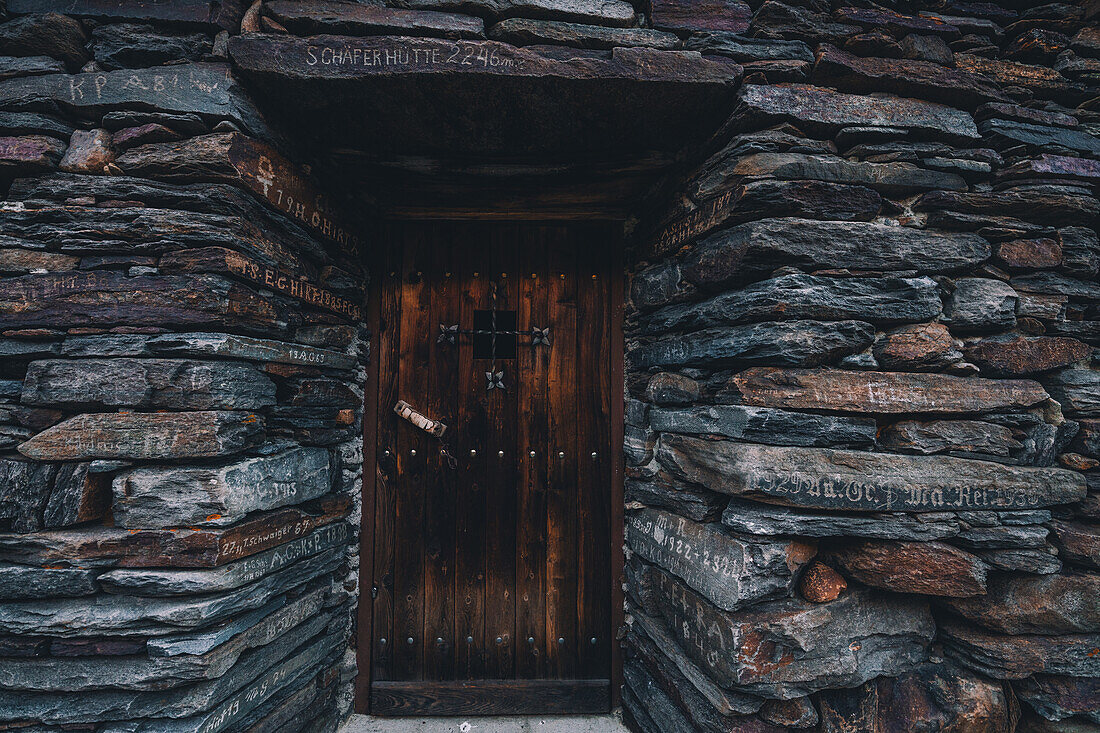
[354,219,625,715]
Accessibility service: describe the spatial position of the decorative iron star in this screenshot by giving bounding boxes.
[437,324,459,345]
[486,370,506,391]
[531,326,551,346]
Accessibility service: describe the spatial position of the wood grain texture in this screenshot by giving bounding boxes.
[371,679,610,716]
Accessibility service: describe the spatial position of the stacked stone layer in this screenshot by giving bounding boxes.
[626,1,1100,731]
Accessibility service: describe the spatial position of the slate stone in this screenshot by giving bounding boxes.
[965,335,1091,376]
[734,84,980,140]
[0,110,73,138]
[627,508,814,612]
[488,18,678,49]
[1044,369,1100,417]
[954,524,1053,551]
[729,367,1050,414]
[0,564,98,600]
[880,419,1022,457]
[0,13,88,72]
[834,7,960,38]
[900,33,955,66]
[976,547,1062,575]
[90,23,212,70]
[1049,520,1100,568]
[0,588,327,692]
[0,548,340,638]
[267,0,485,39]
[873,323,963,372]
[997,237,1063,270]
[101,111,209,135]
[942,619,1100,679]
[1059,226,1100,279]
[1015,675,1100,724]
[0,54,65,81]
[659,435,1087,512]
[146,332,358,370]
[955,53,1087,102]
[1013,273,1100,301]
[644,372,699,406]
[748,2,860,46]
[626,477,727,523]
[642,562,934,698]
[981,118,1100,156]
[685,33,813,63]
[681,219,990,290]
[629,320,874,370]
[917,188,1100,227]
[943,572,1100,635]
[813,44,1005,109]
[649,404,876,449]
[720,498,963,541]
[18,410,264,461]
[6,0,241,28]
[640,275,940,334]
[828,539,988,597]
[692,151,966,199]
[396,0,637,26]
[112,122,183,151]
[701,179,881,225]
[112,445,332,529]
[945,278,1018,333]
[816,661,1017,733]
[0,134,65,173]
[21,358,277,411]
[650,0,750,33]
[99,522,349,596]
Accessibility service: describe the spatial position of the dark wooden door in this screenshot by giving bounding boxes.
[366,222,617,716]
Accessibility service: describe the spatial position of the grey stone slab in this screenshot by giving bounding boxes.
[0,563,98,600]
[649,404,876,449]
[720,498,962,541]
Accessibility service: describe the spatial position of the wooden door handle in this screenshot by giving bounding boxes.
[394,400,447,438]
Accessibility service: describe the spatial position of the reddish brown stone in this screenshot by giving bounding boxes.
[798,561,846,603]
[1049,520,1100,569]
[0,135,65,174]
[1060,453,1099,471]
[651,0,751,33]
[997,238,1063,270]
[111,123,183,152]
[1074,420,1100,458]
[943,572,1100,635]
[956,53,1084,101]
[964,334,1091,376]
[833,7,960,38]
[880,419,1021,457]
[58,129,114,174]
[1015,675,1100,724]
[730,367,1049,414]
[828,540,987,597]
[874,322,961,372]
[941,618,1100,679]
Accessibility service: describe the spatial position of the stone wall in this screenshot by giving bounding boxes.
[0,6,368,731]
[625,2,1100,732]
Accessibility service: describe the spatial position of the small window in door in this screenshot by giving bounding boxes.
[472,309,517,359]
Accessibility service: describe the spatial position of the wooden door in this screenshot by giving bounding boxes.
[364,222,618,716]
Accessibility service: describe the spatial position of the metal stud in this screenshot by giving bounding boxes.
[474,271,480,278]
[558,451,565,458]
[501,272,508,278]
[407,637,415,645]
[590,637,598,645]
[384,450,391,457]
[558,637,566,645]
[445,272,452,278]
[466,636,474,644]
[591,451,598,459]
[592,274,598,279]
[529,450,536,458]
[496,636,504,645]
[498,450,505,458]
[436,637,444,645]
[380,638,387,645]
[410,449,417,457]
[469,449,477,457]
[528,637,535,644]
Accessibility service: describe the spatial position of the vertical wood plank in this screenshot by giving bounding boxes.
[423,221,457,681]
[516,224,550,680]
[484,224,518,679]
[393,224,431,681]
[608,223,627,707]
[454,223,488,680]
[576,224,612,683]
[370,225,401,686]
[545,226,579,680]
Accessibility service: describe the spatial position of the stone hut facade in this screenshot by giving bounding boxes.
[0,0,1097,732]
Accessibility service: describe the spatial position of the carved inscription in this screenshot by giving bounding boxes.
[304,40,527,71]
[222,523,348,586]
[224,251,361,320]
[218,507,344,563]
[651,190,735,257]
[226,134,362,257]
[67,67,222,104]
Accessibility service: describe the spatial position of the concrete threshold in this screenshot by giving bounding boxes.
[341,713,628,733]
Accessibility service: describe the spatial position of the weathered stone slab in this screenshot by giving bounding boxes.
[640,275,940,334]
[0,247,78,274]
[0,63,269,139]
[734,84,979,139]
[268,1,486,39]
[0,271,289,335]
[142,332,357,370]
[977,548,1062,575]
[729,367,1050,414]
[22,359,276,411]
[720,498,962,541]
[148,596,287,657]
[0,548,339,638]
[100,522,348,596]
[1049,520,1100,569]
[18,410,263,462]
[943,572,1100,635]
[649,404,875,449]
[816,661,1017,733]
[917,188,1100,227]
[630,607,763,716]
[7,0,243,29]
[112,445,332,529]
[90,23,211,70]
[944,278,1018,333]
[827,539,987,597]
[0,495,350,568]
[1001,153,1100,185]
[627,508,813,612]
[813,44,1005,108]
[651,0,750,33]
[0,607,340,725]
[880,419,1022,457]
[1015,675,1100,724]
[160,246,363,320]
[642,562,933,698]
[629,320,874,370]
[942,619,1100,679]
[0,587,326,692]
[964,335,1091,376]
[0,55,65,81]
[625,476,726,523]
[0,458,109,533]
[0,564,98,600]
[1044,369,1100,417]
[873,322,962,372]
[685,33,812,63]
[691,151,966,199]
[115,133,363,257]
[681,219,989,289]
[1013,272,1100,301]
[489,18,679,50]
[658,435,1087,512]
[0,134,65,173]
[955,53,1086,102]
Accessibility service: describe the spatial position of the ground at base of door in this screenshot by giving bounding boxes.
[341,713,628,733]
